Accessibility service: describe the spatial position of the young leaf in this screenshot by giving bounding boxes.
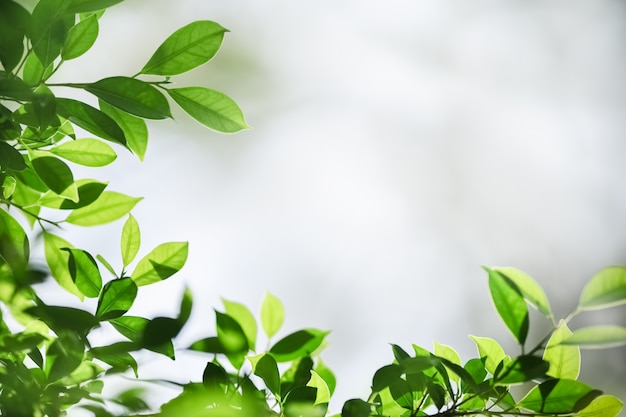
[140,20,227,76]
[493,266,553,321]
[485,267,529,345]
[261,291,284,339]
[96,277,138,320]
[96,254,117,277]
[222,298,257,351]
[469,335,506,375]
[30,154,79,202]
[43,232,83,299]
[86,77,172,119]
[543,320,580,379]
[307,370,331,405]
[63,248,102,298]
[252,354,280,397]
[561,325,626,349]
[269,329,329,362]
[578,266,626,311]
[167,87,249,133]
[518,379,600,414]
[131,242,188,286]
[121,214,140,267]
[577,395,623,417]
[56,98,126,146]
[65,191,142,226]
[62,14,99,60]
[49,138,117,167]
[99,100,148,161]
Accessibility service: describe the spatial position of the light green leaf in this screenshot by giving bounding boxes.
[307,370,331,405]
[561,325,626,349]
[86,77,171,119]
[63,248,102,298]
[485,266,529,345]
[23,51,54,85]
[131,242,188,286]
[519,379,599,414]
[577,395,623,417]
[56,98,126,146]
[43,232,83,299]
[65,191,142,226]
[469,335,506,375]
[168,87,249,133]
[62,14,98,60]
[434,340,461,382]
[314,360,336,396]
[30,153,78,202]
[261,291,284,339]
[222,298,257,351]
[543,320,580,379]
[99,100,147,160]
[493,266,553,321]
[121,214,140,267]
[141,20,227,76]
[96,277,138,320]
[2,176,16,199]
[579,266,626,311]
[96,254,117,277]
[49,138,117,167]
[0,208,29,268]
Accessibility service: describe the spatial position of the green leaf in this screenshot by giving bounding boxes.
[253,354,280,397]
[28,0,75,67]
[543,320,580,379]
[577,395,623,417]
[168,87,249,133]
[88,342,138,377]
[27,304,98,336]
[65,191,142,226]
[23,51,54,85]
[63,248,102,298]
[372,364,403,392]
[141,20,227,76]
[307,370,331,405]
[45,331,84,382]
[315,360,336,396]
[0,1,30,72]
[519,379,600,414]
[485,266,529,345]
[96,277,137,320]
[0,104,22,140]
[222,298,257,351]
[0,77,33,101]
[341,399,371,417]
[121,214,140,267]
[469,335,506,375]
[177,287,193,326]
[269,329,329,362]
[66,0,124,13]
[99,100,148,161]
[62,14,98,60]
[96,254,116,277]
[2,176,17,199]
[30,154,79,202]
[141,317,178,359]
[497,355,549,385]
[493,266,553,320]
[261,291,284,339]
[131,242,188,286]
[0,142,27,171]
[202,361,228,390]
[86,77,171,119]
[216,311,248,353]
[43,232,83,299]
[56,98,126,146]
[0,205,29,268]
[49,138,117,167]
[561,325,626,349]
[31,90,57,130]
[110,316,147,343]
[38,178,108,209]
[578,266,626,311]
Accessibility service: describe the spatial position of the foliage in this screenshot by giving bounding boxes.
[0,1,624,416]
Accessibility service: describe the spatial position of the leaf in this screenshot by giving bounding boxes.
[315,360,336,396]
[578,266,626,311]
[543,320,580,379]
[0,205,29,268]
[202,361,228,390]
[86,77,171,119]
[45,332,85,382]
[49,138,117,167]
[261,291,284,339]
[31,91,57,130]
[43,232,83,299]
[0,142,27,171]
[56,98,126,146]
[99,100,148,161]
[23,52,54,85]
[96,254,116,277]
[111,315,175,358]
[269,329,329,362]
[341,399,371,417]
[96,277,138,320]
[121,214,140,267]
[215,311,248,353]
[131,242,188,286]
[307,370,331,405]
[141,20,227,76]
[561,325,626,349]
[168,87,249,133]
[27,304,98,336]
[30,154,78,202]
[65,191,142,226]
[177,287,193,326]
[577,395,623,417]
[2,176,16,199]
[469,335,506,375]
[110,316,147,343]
[493,266,553,320]
[38,178,108,209]
[0,77,33,101]
[63,248,102,298]
[88,342,138,377]
[66,0,124,13]
[62,14,98,60]
[222,298,257,351]
[28,0,75,67]
[0,1,30,72]
[253,354,280,397]
[485,266,529,345]
[497,355,549,385]
[519,379,600,414]
[372,364,404,392]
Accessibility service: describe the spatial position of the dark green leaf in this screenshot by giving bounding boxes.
[31,91,57,130]
[426,379,446,410]
[372,364,403,392]
[497,355,549,385]
[56,98,126,145]
[29,0,75,67]
[131,241,188,286]
[89,342,138,377]
[391,344,411,362]
[86,77,171,119]
[99,100,147,160]
[67,0,124,13]
[0,77,33,101]
[27,304,99,337]
[30,153,78,201]
[222,298,256,351]
[141,317,178,359]
[141,20,227,76]
[168,87,249,133]
[269,329,329,362]
[188,337,226,354]
[62,14,98,60]
[0,104,21,140]
[38,178,108,209]
[283,386,326,417]
[253,354,280,396]
[342,399,371,417]
[400,356,436,374]
[96,277,137,320]
[45,331,84,382]
[216,311,248,354]
[177,287,193,327]
[519,379,601,413]
[63,248,102,298]
[65,191,142,226]
[0,142,27,171]
[202,361,228,390]
[485,267,529,345]
[0,1,30,72]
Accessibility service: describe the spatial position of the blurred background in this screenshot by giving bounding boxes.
[46,0,626,413]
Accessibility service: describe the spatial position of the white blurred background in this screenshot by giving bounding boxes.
[41,0,626,413]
